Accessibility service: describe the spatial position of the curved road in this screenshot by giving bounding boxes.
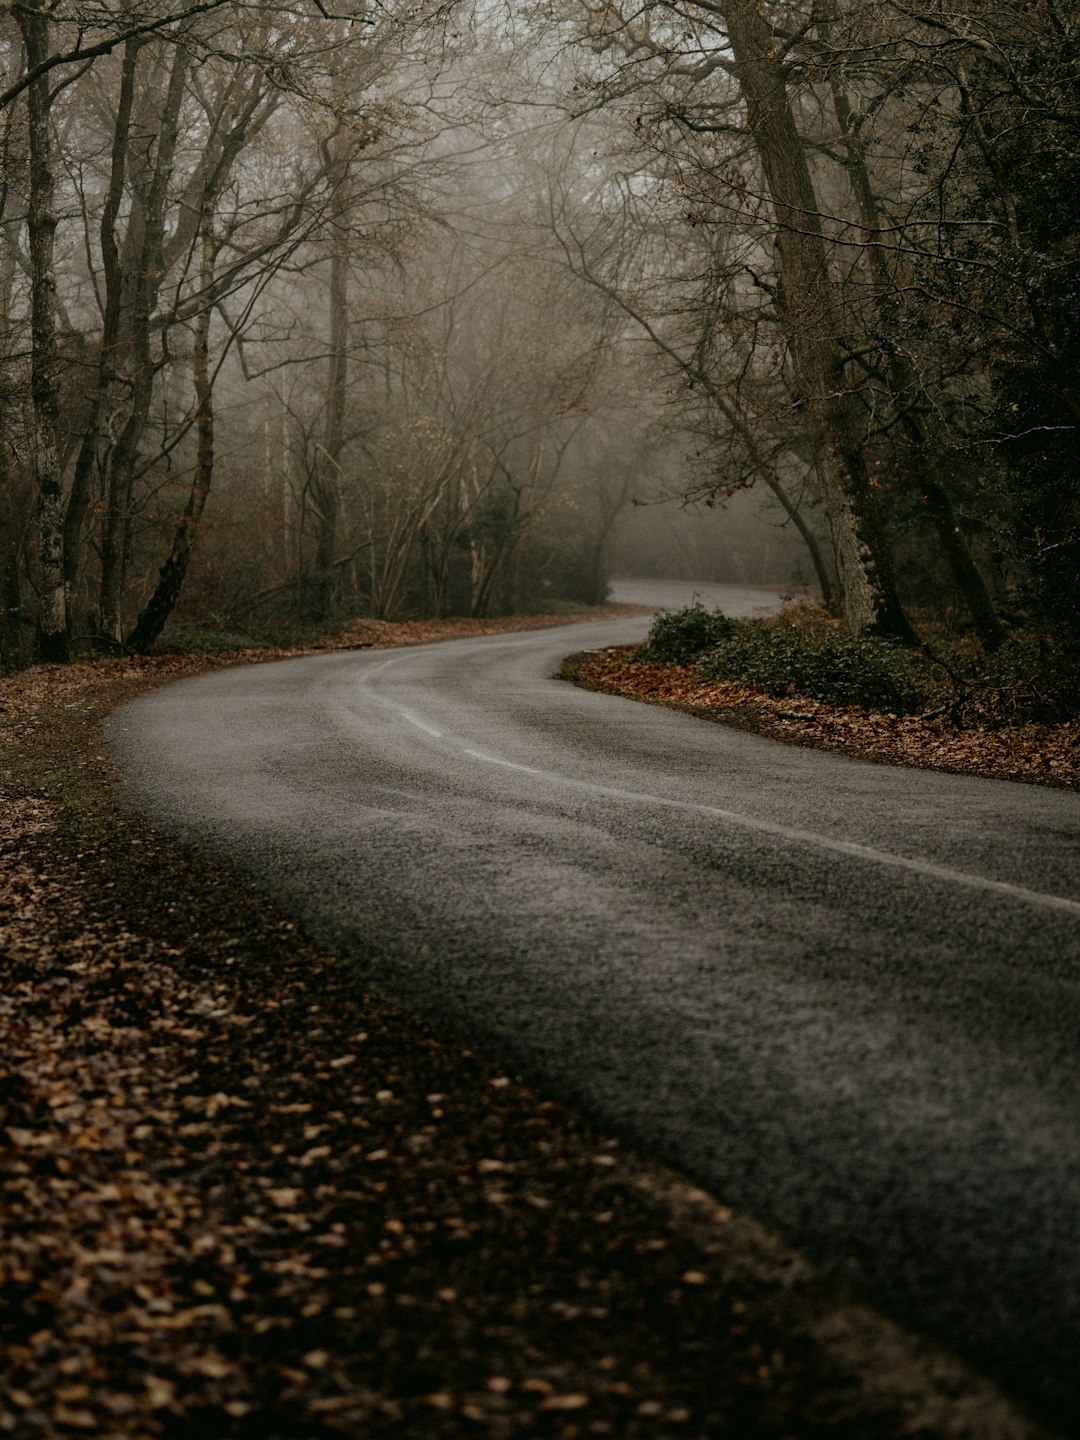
[106,583,1080,1430]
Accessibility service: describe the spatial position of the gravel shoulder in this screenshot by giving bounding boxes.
[0,612,1062,1439]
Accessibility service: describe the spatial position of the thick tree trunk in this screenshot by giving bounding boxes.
[0,202,25,666]
[98,43,189,647]
[18,2,70,662]
[127,221,217,653]
[720,0,912,639]
[829,78,1006,650]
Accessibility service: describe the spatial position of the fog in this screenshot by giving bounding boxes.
[4,0,1070,663]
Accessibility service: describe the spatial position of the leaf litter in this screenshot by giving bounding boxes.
[0,612,1062,1439]
[565,648,1078,790]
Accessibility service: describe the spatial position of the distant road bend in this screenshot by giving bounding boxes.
[107,581,1080,1430]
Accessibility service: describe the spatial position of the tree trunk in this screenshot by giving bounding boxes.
[0,422,24,669]
[720,0,912,640]
[0,186,25,667]
[98,42,189,648]
[63,36,141,611]
[828,75,1006,649]
[764,471,836,610]
[311,247,347,618]
[916,473,1006,647]
[306,147,350,620]
[127,220,217,653]
[18,2,70,662]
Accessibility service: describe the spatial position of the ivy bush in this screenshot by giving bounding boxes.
[637,603,736,664]
[636,596,1079,721]
[696,619,928,713]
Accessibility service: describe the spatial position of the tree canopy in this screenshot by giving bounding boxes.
[1,0,1076,709]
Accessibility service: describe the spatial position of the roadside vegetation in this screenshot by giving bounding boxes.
[565,604,1079,791]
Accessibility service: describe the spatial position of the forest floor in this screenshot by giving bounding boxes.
[0,608,1064,1440]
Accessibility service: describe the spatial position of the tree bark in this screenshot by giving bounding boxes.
[126,218,218,653]
[719,0,913,639]
[311,252,347,618]
[828,76,1006,649]
[0,421,24,669]
[0,152,25,667]
[98,41,190,647]
[307,151,350,620]
[63,36,141,611]
[18,1,70,662]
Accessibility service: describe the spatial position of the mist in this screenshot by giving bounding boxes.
[2,0,1074,664]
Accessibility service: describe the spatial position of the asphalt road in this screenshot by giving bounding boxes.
[106,582,1080,1430]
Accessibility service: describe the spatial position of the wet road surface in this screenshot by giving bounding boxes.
[106,583,1080,1430]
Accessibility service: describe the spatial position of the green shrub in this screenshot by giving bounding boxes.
[697,620,927,713]
[638,603,736,664]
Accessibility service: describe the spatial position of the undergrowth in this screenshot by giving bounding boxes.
[637,601,736,664]
[638,602,1080,723]
[153,622,267,653]
[699,622,925,713]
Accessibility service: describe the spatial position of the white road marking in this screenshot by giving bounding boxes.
[396,707,444,739]
[462,750,1080,920]
[358,657,1080,920]
[354,657,444,737]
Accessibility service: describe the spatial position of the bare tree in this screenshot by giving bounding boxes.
[14,0,68,658]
